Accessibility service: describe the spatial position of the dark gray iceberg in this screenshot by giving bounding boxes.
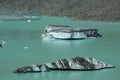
[14,57,114,73]
[42,25,102,40]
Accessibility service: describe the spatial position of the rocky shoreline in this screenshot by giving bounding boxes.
[0,0,120,22]
[0,15,40,21]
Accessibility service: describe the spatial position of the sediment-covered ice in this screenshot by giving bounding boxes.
[14,57,114,73]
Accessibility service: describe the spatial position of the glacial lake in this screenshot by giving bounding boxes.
[0,16,120,80]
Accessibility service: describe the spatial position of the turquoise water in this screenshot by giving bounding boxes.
[0,16,120,80]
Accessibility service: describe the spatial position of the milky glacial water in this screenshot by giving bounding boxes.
[0,16,120,80]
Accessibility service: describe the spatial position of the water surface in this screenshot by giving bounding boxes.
[0,16,120,80]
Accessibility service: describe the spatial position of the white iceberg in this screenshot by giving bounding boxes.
[42,25,102,40]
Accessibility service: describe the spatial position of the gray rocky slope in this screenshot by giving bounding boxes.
[0,0,120,22]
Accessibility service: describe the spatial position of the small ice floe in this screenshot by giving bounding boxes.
[42,24,102,40]
[27,19,31,23]
[24,46,29,49]
[0,40,6,47]
[14,56,114,73]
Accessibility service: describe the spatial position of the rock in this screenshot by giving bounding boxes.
[42,25,102,40]
[14,57,114,73]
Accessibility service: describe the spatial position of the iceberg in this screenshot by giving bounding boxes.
[0,40,6,47]
[14,57,114,73]
[42,25,102,40]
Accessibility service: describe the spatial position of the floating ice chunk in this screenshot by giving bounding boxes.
[14,57,114,73]
[24,47,29,49]
[0,40,6,47]
[42,25,102,40]
[27,19,31,22]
